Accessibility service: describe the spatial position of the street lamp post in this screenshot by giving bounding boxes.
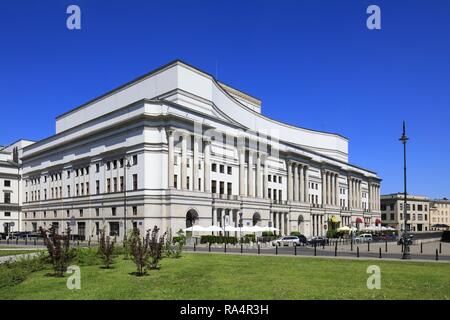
[239,211,243,244]
[399,121,411,259]
[123,157,132,242]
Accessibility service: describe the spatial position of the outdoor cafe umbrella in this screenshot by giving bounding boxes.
[183,225,206,239]
[337,226,351,232]
[202,225,224,232]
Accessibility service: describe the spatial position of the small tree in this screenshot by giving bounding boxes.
[129,228,150,276]
[98,228,116,268]
[148,226,166,270]
[171,229,186,259]
[39,226,74,277]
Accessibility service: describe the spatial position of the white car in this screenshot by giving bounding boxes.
[355,234,373,243]
[271,236,302,246]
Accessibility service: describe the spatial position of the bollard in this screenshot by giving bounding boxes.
[208,242,211,252]
[224,242,227,253]
[385,241,388,253]
[322,241,325,250]
[367,241,370,252]
[25,237,28,245]
[240,243,243,254]
[194,242,196,252]
[34,238,37,246]
[357,247,360,258]
[258,244,260,255]
[334,242,337,257]
[439,242,442,254]
[436,249,439,261]
[294,245,297,256]
[314,243,317,256]
[16,238,18,245]
[379,247,382,259]
[350,240,353,251]
[7,238,9,245]
[420,242,423,254]
[275,244,278,255]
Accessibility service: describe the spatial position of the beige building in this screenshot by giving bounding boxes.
[380,193,430,232]
[430,198,450,229]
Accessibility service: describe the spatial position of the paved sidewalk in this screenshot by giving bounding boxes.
[0,252,41,264]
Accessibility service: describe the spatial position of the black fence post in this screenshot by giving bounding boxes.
[436,249,439,261]
[357,246,360,258]
[275,244,278,255]
[257,244,260,255]
[16,238,18,245]
[294,245,297,256]
[350,240,353,251]
[367,241,370,252]
[379,247,382,259]
[88,240,91,247]
[224,242,227,253]
[25,237,28,245]
[194,242,196,252]
[322,241,325,250]
[439,242,442,254]
[240,243,243,254]
[34,238,37,246]
[385,241,388,253]
[6,238,9,245]
[314,243,317,256]
[334,242,337,257]
[420,242,423,254]
[208,242,211,252]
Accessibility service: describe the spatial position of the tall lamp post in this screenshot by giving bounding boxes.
[399,121,411,259]
[123,157,132,242]
[239,211,243,244]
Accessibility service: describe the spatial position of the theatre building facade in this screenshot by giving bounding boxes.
[20,61,381,240]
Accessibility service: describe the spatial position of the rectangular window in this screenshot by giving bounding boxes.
[227,182,232,195]
[133,206,137,216]
[107,179,111,193]
[268,175,272,182]
[219,165,224,173]
[227,166,232,175]
[186,176,190,190]
[4,180,11,187]
[4,212,11,217]
[279,176,282,183]
[278,190,282,201]
[109,222,120,237]
[79,209,83,218]
[96,180,100,194]
[268,188,272,199]
[212,180,217,194]
[113,178,117,192]
[418,205,423,211]
[113,160,117,169]
[219,181,225,194]
[120,176,124,191]
[133,174,138,190]
[96,163,100,173]
[390,213,394,220]
[198,178,202,191]
[107,162,111,170]
[212,163,217,172]
[95,222,100,235]
[112,207,116,216]
[174,175,178,189]
[4,193,11,204]
[67,186,71,197]
[96,208,100,217]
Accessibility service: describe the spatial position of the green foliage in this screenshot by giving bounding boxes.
[262,231,274,237]
[39,226,75,277]
[148,226,166,270]
[73,247,101,266]
[243,234,256,243]
[326,229,339,239]
[129,228,149,276]
[0,253,48,289]
[200,235,238,244]
[290,231,303,236]
[98,229,116,269]
[165,229,185,259]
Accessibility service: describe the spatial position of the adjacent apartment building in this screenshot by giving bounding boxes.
[430,198,450,229]
[11,61,381,240]
[380,193,430,231]
[0,139,34,234]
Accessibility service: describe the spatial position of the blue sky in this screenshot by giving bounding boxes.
[0,0,449,198]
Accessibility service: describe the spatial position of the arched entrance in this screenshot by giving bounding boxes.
[252,212,261,226]
[298,215,304,234]
[186,209,199,228]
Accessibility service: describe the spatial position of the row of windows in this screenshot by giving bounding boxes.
[381,203,429,211]
[211,163,232,175]
[25,175,138,202]
[25,155,138,188]
[25,206,138,219]
[382,213,429,221]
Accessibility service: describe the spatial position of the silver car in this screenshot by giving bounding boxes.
[271,236,302,246]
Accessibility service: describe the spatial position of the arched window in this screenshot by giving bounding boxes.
[298,215,304,223]
[186,209,199,228]
[252,212,261,226]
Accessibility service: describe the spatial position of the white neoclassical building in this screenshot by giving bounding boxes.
[19,60,381,240]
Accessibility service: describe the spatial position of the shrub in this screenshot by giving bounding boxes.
[73,247,101,266]
[262,231,274,237]
[98,228,116,269]
[129,228,150,276]
[326,229,339,239]
[148,226,166,270]
[243,234,256,243]
[165,229,185,259]
[0,253,48,289]
[200,235,237,244]
[39,226,75,277]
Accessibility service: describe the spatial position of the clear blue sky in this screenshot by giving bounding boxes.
[0,1,449,198]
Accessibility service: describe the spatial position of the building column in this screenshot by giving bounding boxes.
[350,178,355,208]
[256,155,262,198]
[358,180,361,209]
[326,172,331,205]
[294,163,299,202]
[330,173,335,206]
[204,140,211,192]
[304,165,310,203]
[263,157,268,198]
[193,136,199,191]
[287,161,293,202]
[167,129,174,188]
[212,208,217,225]
[181,133,188,190]
[321,171,326,206]
[248,151,254,197]
[239,148,245,196]
[299,165,305,202]
[335,173,339,206]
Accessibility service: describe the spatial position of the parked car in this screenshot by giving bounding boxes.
[307,236,328,246]
[355,234,373,243]
[271,236,303,246]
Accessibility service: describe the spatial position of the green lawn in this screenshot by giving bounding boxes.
[1,253,449,300]
[0,250,42,257]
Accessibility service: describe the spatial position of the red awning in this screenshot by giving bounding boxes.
[375,218,382,225]
[355,217,363,224]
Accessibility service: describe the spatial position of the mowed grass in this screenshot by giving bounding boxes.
[0,253,449,300]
